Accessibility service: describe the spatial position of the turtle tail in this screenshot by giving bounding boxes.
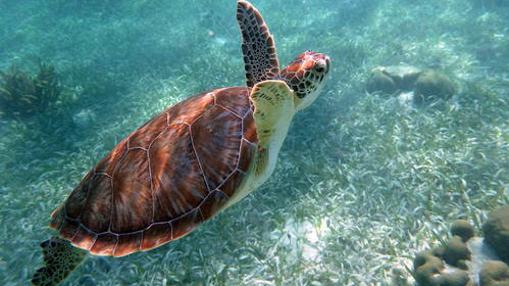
[31,237,86,286]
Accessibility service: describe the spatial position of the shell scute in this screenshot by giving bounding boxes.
[218,171,245,197]
[150,124,207,221]
[200,191,229,220]
[71,226,97,251]
[167,92,214,125]
[238,139,256,172]
[111,149,152,234]
[91,233,118,256]
[113,232,142,257]
[59,219,79,240]
[214,87,252,117]
[140,223,172,251]
[191,105,243,190]
[80,174,112,233]
[63,171,93,220]
[171,209,203,240]
[95,138,128,175]
[128,113,168,149]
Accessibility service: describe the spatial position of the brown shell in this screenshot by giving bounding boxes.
[50,87,259,257]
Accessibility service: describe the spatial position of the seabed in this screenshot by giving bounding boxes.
[0,0,508,285]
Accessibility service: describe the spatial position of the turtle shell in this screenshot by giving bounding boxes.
[50,87,259,257]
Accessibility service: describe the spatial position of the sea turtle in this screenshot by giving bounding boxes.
[31,1,331,285]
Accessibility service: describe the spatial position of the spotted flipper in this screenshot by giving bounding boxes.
[237,0,280,87]
[32,237,86,286]
[250,80,294,174]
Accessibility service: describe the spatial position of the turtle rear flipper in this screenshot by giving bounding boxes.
[32,237,86,286]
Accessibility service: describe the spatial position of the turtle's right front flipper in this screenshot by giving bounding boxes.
[237,0,280,87]
[31,237,86,286]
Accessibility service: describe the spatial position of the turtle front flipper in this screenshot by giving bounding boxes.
[250,80,294,175]
[31,237,86,286]
[237,0,280,87]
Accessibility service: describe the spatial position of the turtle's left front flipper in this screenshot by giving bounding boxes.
[237,0,280,87]
[31,237,86,286]
[250,80,295,175]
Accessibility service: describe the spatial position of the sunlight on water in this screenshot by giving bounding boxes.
[0,0,508,285]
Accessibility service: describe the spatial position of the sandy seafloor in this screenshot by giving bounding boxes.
[0,0,508,285]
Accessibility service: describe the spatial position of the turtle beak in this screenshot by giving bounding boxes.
[319,56,330,74]
[325,56,331,73]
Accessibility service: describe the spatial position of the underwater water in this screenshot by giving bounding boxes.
[1,0,509,285]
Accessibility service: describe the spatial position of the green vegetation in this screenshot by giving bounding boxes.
[0,63,60,118]
[0,0,508,285]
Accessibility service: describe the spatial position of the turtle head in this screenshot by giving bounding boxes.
[279,51,331,111]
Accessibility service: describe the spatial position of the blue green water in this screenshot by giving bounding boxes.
[1,0,508,285]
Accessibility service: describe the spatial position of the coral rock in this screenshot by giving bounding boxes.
[366,69,397,94]
[444,236,471,267]
[437,270,472,286]
[451,220,475,242]
[483,205,509,263]
[381,65,422,91]
[414,251,445,285]
[366,65,422,95]
[414,70,455,104]
[432,246,446,259]
[479,260,509,286]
